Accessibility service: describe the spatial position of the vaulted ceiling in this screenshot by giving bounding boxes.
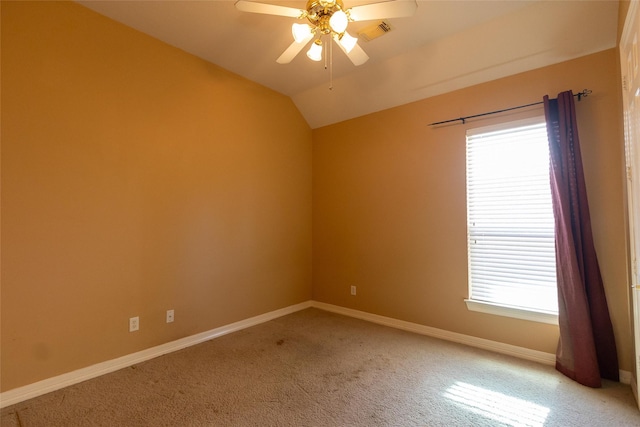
[77,1,619,128]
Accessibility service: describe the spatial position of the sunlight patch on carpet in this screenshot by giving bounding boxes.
[443,382,550,427]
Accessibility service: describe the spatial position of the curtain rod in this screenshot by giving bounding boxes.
[428,89,592,126]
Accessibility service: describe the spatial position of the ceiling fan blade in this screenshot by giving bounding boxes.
[235,0,304,18]
[277,34,314,64]
[345,43,369,66]
[333,36,369,66]
[348,0,417,21]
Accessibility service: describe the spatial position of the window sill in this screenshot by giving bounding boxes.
[464,299,558,325]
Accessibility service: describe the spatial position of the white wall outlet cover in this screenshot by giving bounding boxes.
[129,316,139,332]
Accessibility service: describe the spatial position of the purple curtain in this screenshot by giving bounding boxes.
[544,91,619,387]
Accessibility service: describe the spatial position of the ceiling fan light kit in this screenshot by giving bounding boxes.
[307,39,324,61]
[336,31,357,53]
[329,10,349,33]
[235,0,417,67]
[290,0,352,63]
[292,23,313,43]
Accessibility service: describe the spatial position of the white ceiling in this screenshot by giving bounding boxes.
[77,0,619,128]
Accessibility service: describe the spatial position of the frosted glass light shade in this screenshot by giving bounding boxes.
[307,40,323,61]
[292,23,313,43]
[338,32,358,53]
[329,10,348,34]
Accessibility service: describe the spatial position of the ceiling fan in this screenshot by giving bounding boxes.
[235,0,418,66]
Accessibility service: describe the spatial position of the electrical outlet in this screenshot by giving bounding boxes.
[166,309,174,323]
[351,285,356,296]
[129,316,139,332]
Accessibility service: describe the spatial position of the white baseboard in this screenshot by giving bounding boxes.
[620,370,634,387]
[1,299,631,408]
[0,301,312,409]
[310,301,556,365]
[310,301,632,385]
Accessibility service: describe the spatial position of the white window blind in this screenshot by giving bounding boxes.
[466,118,558,315]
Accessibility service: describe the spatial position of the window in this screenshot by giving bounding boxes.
[465,118,558,324]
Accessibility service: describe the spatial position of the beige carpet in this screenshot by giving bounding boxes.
[2,308,639,426]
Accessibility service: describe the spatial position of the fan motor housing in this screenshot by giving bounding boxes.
[306,0,345,34]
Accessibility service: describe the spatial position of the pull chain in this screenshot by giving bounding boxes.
[320,35,333,91]
[329,38,333,90]
[323,35,328,70]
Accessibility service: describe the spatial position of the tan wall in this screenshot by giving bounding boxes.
[1,2,313,392]
[313,48,632,372]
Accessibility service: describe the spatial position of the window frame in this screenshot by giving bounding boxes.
[464,117,558,325]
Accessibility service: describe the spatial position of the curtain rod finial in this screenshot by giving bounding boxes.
[577,89,592,101]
